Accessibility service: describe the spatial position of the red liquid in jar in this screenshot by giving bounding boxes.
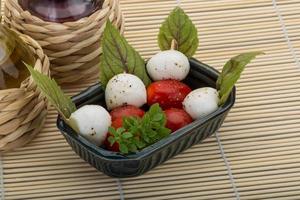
[18,0,104,23]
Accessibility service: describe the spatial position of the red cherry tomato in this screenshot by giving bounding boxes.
[147,80,192,109]
[164,108,193,132]
[105,107,145,152]
[104,136,120,152]
[111,117,123,129]
[110,105,145,121]
[104,118,123,152]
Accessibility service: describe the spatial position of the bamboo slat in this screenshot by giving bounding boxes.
[1,0,300,199]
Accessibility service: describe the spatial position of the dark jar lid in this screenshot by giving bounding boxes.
[18,0,104,23]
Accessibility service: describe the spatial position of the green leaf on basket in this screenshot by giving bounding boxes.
[217,51,265,106]
[99,20,151,87]
[158,7,199,57]
[25,63,76,120]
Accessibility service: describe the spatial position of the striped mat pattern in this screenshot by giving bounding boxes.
[1,0,300,199]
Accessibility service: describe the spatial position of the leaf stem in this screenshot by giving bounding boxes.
[171,39,178,50]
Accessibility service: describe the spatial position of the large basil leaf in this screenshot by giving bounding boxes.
[158,7,198,57]
[99,21,151,87]
[217,52,264,105]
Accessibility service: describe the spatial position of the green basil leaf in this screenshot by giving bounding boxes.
[128,143,138,152]
[108,127,117,136]
[119,143,129,154]
[135,140,146,149]
[123,117,134,128]
[153,113,164,122]
[122,132,133,139]
[147,129,158,138]
[142,134,151,144]
[217,51,264,106]
[158,127,172,137]
[25,64,76,120]
[151,121,161,129]
[99,21,151,87]
[148,103,161,115]
[116,127,126,135]
[158,7,199,57]
[108,136,116,146]
[141,115,150,127]
[128,124,138,134]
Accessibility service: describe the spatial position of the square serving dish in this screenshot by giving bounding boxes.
[57,58,236,178]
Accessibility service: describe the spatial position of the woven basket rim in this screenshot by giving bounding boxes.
[0,26,50,152]
[4,0,124,84]
[0,30,49,94]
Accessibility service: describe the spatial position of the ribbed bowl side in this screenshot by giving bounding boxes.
[132,111,228,177]
[62,131,106,173]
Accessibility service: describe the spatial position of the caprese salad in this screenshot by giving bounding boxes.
[27,7,263,154]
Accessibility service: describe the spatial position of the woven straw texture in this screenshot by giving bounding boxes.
[0,33,50,152]
[1,0,300,199]
[3,0,124,84]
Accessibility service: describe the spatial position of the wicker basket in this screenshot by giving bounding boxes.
[3,0,124,84]
[0,32,50,152]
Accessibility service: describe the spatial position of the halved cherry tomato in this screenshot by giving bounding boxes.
[147,80,192,109]
[164,108,193,132]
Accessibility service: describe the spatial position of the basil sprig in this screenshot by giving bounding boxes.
[158,7,199,57]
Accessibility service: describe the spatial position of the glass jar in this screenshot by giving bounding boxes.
[18,0,104,23]
[0,25,35,89]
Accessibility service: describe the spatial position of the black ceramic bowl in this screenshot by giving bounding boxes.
[57,58,236,178]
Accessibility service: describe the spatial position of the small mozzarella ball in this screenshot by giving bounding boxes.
[183,87,219,119]
[69,105,111,146]
[105,73,147,110]
[146,50,190,81]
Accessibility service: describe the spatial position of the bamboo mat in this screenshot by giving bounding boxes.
[1,0,300,199]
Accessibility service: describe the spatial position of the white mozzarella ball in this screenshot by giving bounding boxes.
[69,105,111,146]
[105,73,147,110]
[146,50,190,81]
[183,87,219,119]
